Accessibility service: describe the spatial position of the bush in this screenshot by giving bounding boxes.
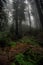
[23,48,43,64]
[14,53,35,65]
[0,32,10,48]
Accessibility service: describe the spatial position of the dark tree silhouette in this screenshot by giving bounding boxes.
[0,0,8,31]
[13,0,25,39]
[35,0,43,31]
[13,0,19,39]
[9,22,15,40]
[18,0,25,37]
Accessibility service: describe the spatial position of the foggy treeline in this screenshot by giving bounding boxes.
[0,0,43,39]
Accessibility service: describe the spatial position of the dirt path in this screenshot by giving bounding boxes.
[0,43,43,65]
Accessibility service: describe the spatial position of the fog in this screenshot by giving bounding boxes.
[0,0,41,32]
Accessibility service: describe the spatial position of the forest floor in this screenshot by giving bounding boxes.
[0,36,43,65]
[0,42,43,65]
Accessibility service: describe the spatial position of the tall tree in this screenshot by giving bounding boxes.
[13,0,19,39]
[28,0,31,33]
[13,0,25,39]
[18,0,25,37]
[0,0,8,32]
[35,0,43,31]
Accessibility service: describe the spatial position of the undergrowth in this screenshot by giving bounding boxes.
[11,51,43,65]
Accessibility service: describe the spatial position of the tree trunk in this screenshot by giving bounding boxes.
[35,0,43,31]
[19,20,22,38]
[28,5,31,34]
[15,18,19,40]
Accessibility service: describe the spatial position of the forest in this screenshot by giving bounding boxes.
[0,0,43,65]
